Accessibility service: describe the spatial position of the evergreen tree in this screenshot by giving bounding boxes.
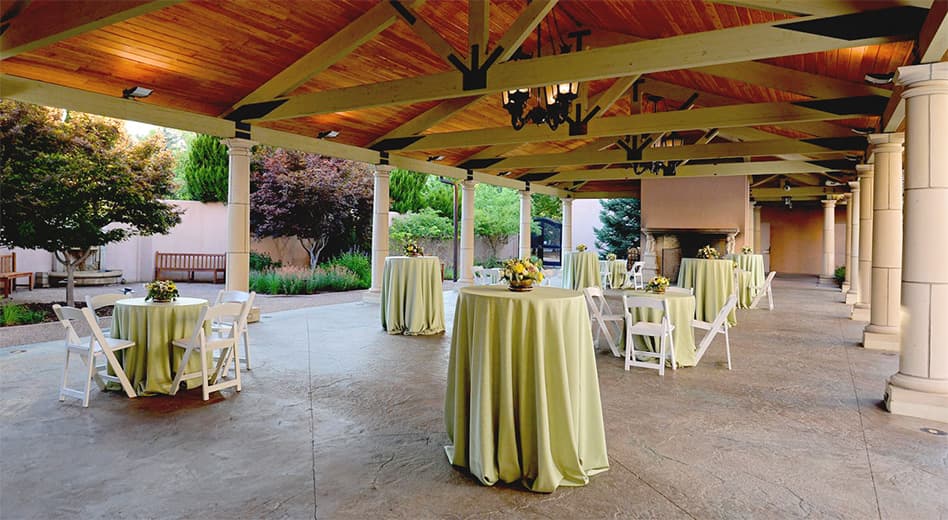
[389,168,428,214]
[181,134,229,202]
[594,198,641,256]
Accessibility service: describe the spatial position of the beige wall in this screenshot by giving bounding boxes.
[641,176,751,249]
[762,204,846,275]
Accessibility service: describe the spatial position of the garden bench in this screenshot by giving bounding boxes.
[0,252,33,298]
[154,252,225,283]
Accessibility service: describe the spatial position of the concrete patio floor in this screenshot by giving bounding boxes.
[1,275,946,519]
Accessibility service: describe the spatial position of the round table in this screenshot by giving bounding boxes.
[380,256,445,335]
[608,259,627,288]
[444,285,609,492]
[619,289,698,367]
[562,251,600,290]
[677,258,737,326]
[728,254,765,308]
[110,297,209,395]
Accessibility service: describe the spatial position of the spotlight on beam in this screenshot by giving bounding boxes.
[122,86,153,99]
[864,72,895,85]
[427,155,445,162]
[851,127,874,136]
[317,130,340,139]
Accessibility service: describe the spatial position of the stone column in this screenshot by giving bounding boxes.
[852,163,874,321]
[819,198,837,285]
[747,201,756,253]
[367,165,391,300]
[753,204,762,254]
[842,194,853,293]
[885,62,948,422]
[519,189,532,259]
[458,179,477,286]
[846,180,861,305]
[223,138,254,292]
[863,132,904,351]
[561,198,573,252]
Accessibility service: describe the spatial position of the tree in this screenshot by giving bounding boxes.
[422,176,457,218]
[251,149,373,268]
[531,193,562,220]
[389,168,428,214]
[181,134,228,202]
[0,101,182,305]
[594,198,641,257]
[474,184,520,259]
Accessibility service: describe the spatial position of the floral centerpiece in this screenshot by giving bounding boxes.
[696,244,720,259]
[576,244,587,252]
[645,276,670,294]
[145,280,179,302]
[606,253,617,261]
[741,246,754,254]
[403,240,424,257]
[501,257,544,292]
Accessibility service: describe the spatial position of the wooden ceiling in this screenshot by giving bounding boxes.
[2,0,946,198]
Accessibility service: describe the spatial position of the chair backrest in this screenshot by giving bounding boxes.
[53,304,110,350]
[622,294,668,314]
[632,262,643,275]
[583,286,612,318]
[0,253,14,273]
[215,289,251,305]
[85,293,126,311]
[666,286,694,295]
[599,260,609,273]
[694,294,739,362]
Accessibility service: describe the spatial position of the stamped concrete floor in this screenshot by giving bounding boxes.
[1,275,946,519]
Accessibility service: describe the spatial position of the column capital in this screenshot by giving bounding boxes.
[373,164,394,176]
[867,132,904,148]
[848,180,860,191]
[821,198,838,208]
[855,163,873,178]
[462,179,477,189]
[896,62,948,89]
[222,138,256,155]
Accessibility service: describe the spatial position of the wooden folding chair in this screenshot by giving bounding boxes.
[53,305,137,407]
[170,302,243,401]
[583,287,623,357]
[749,271,777,310]
[213,290,256,371]
[622,295,676,376]
[85,293,127,336]
[693,294,738,369]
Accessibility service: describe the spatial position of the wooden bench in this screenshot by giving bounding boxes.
[154,252,225,283]
[0,253,33,298]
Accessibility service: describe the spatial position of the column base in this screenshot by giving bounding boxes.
[885,381,948,425]
[851,304,870,321]
[844,291,858,305]
[863,327,900,351]
[363,288,381,304]
[818,275,837,287]
[840,282,850,293]
[455,278,474,288]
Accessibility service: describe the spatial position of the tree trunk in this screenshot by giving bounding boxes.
[300,236,329,269]
[56,248,93,307]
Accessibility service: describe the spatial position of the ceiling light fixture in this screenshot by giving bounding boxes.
[614,92,695,177]
[317,130,340,139]
[427,155,445,162]
[851,127,874,136]
[864,72,895,85]
[122,86,153,99]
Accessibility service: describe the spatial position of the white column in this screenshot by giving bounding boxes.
[819,198,837,285]
[753,204,762,254]
[367,165,391,298]
[846,180,861,305]
[747,201,756,253]
[458,179,477,286]
[863,132,904,351]
[852,163,874,321]
[842,194,853,293]
[885,62,948,422]
[519,189,532,259]
[561,198,573,252]
[223,138,254,292]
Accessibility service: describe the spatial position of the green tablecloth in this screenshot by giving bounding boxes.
[619,289,698,367]
[110,297,210,396]
[380,256,445,335]
[727,254,765,309]
[562,251,600,290]
[608,260,627,289]
[445,286,609,492]
[677,258,737,326]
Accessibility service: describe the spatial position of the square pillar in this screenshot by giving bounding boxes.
[852,164,874,321]
[519,188,532,259]
[561,198,573,253]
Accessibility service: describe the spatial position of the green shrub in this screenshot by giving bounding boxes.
[181,134,229,202]
[324,251,371,288]
[834,265,846,287]
[249,265,363,294]
[390,208,453,243]
[2,303,46,326]
[250,251,281,271]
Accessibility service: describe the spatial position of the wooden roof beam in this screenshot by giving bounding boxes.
[542,160,848,182]
[386,0,461,66]
[711,0,932,17]
[1,0,181,60]
[239,8,920,122]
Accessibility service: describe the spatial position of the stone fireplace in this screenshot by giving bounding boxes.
[642,228,740,282]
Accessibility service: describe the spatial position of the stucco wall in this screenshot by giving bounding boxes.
[641,176,751,249]
[573,199,606,255]
[762,204,847,275]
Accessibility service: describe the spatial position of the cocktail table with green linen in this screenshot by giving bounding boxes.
[445,285,609,492]
[110,297,210,395]
[380,256,445,335]
[727,253,765,308]
[677,258,737,326]
[561,251,600,290]
[620,289,698,367]
[608,259,627,288]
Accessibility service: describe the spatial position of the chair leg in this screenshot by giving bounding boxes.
[668,331,677,371]
[657,335,665,376]
[767,290,774,311]
[242,328,251,371]
[169,346,191,396]
[82,351,95,407]
[233,346,242,392]
[724,326,732,370]
[624,326,633,371]
[59,349,71,402]
[200,346,210,401]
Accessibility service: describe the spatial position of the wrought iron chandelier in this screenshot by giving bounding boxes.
[615,93,690,177]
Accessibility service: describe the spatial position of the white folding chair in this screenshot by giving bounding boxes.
[472,266,488,285]
[53,304,137,407]
[630,262,644,289]
[599,260,611,288]
[749,271,777,310]
[170,302,243,401]
[583,287,623,357]
[213,290,256,370]
[622,295,676,375]
[540,268,555,287]
[693,294,738,369]
[85,293,126,336]
[666,286,694,295]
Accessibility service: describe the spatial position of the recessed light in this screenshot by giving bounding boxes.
[317,130,340,139]
[122,86,152,99]
[427,155,445,161]
[851,127,874,136]
[864,72,895,85]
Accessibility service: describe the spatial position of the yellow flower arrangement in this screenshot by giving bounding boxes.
[606,253,617,261]
[645,276,670,294]
[741,246,754,254]
[696,245,720,259]
[145,280,179,302]
[577,244,587,252]
[501,257,544,291]
[403,240,424,257]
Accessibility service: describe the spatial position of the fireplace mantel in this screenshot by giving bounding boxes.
[641,227,741,280]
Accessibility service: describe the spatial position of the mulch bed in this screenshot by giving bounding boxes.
[1,301,112,327]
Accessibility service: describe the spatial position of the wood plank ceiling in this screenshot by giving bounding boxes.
[2,0,943,199]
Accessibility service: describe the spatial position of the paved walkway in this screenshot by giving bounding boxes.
[1,276,945,519]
